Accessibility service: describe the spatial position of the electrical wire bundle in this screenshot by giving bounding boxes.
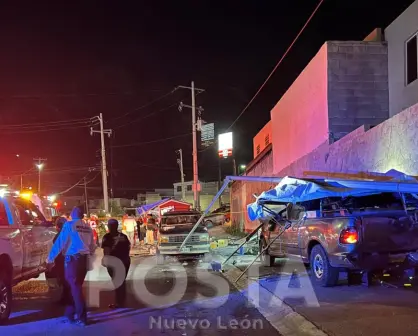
[0,116,99,134]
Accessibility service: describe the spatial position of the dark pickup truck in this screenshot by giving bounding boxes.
[260,192,418,287]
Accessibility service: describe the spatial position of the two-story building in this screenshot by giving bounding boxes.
[173,180,230,211]
[232,0,418,231]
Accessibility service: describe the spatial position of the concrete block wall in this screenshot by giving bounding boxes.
[253,121,272,158]
[327,41,389,141]
[232,103,418,232]
[276,102,418,177]
[231,149,274,232]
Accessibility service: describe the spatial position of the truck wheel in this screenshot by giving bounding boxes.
[260,238,275,267]
[310,244,339,287]
[0,271,12,325]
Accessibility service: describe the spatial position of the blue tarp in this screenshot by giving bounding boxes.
[137,198,170,215]
[247,171,418,221]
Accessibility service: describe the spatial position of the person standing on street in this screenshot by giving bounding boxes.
[101,218,131,308]
[46,206,96,326]
[123,214,136,247]
[52,216,71,305]
[146,217,156,245]
[89,214,100,247]
[136,217,144,244]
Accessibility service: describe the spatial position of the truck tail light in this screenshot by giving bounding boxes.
[339,228,358,244]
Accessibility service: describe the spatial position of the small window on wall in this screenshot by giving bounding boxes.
[177,186,182,192]
[406,34,418,85]
[256,145,260,155]
[187,185,192,191]
[265,134,270,146]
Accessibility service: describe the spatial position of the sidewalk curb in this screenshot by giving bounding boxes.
[220,260,328,336]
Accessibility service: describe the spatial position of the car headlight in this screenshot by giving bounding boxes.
[200,235,209,242]
[160,236,169,243]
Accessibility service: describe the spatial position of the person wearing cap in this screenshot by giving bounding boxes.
[101,218,131,308]
[46,206,96,326]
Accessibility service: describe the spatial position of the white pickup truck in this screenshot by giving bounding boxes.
[0,193,56,324]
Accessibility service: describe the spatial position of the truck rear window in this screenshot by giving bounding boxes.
[323,193,404,211]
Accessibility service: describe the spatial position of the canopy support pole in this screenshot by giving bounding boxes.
[179,175,283,252]
[179,177,231,251]
[221,221,264,266]
[235,220,292,283]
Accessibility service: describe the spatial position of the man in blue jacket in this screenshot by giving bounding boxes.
[46,206,96,326]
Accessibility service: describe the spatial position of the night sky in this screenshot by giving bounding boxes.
[0,0,414,198]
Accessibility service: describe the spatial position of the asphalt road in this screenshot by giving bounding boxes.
[2,255,280,336]
[231,256,418,336]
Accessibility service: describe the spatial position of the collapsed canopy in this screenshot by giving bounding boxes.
[247,172,418,221]
[137,198,170,215]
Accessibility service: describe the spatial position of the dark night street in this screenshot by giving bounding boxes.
[4,251,280,336]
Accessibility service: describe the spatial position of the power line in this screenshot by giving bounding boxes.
[0,90,166,100]
[80,172,100,186]
[111,132,192,149]
[107,88,178,124]
[227,0,325,131]
[0,117,96,129]
[57,172,93,195]
[0,124,93,134]
[6,165,100,177]
[113,102,178,130]
[114,90,203,129]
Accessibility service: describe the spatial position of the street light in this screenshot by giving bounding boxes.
[239,164,247,175]
[36,163,44,195]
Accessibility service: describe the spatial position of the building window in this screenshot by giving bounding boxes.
[406,34,418,85]
[187,185,192,191]
[265,134,270,146]
[177,186,182,192]
[256,145,260,155]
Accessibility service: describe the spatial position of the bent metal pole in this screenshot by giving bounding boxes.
[179,175,283,252]
[179,177,230,251]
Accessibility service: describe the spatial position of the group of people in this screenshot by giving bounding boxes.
[122,213,157,247]
[46,207,133,327]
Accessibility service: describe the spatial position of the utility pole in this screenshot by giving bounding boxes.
[218,158,222,207]
[176,149,186,200]
[177,81,204,210]
[90,114,112,214]
[84,176,89,216]
[33,158,47,195]
[232,157,237,176]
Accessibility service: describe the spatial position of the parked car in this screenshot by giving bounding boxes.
[204,205,230,227]
[156,211,210,264]
[259,191,418,287]
[0,192,57,323]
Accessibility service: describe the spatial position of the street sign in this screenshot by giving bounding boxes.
[201,122,215,147]
[218,132,233,158]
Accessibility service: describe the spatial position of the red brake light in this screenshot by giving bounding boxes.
[339,228,358,244]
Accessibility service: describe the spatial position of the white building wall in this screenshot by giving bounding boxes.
[385,0,418,116]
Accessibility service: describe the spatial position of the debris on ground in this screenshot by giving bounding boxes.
[130,244,156,256]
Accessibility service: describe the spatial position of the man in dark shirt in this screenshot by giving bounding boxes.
[101,218,131,308]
